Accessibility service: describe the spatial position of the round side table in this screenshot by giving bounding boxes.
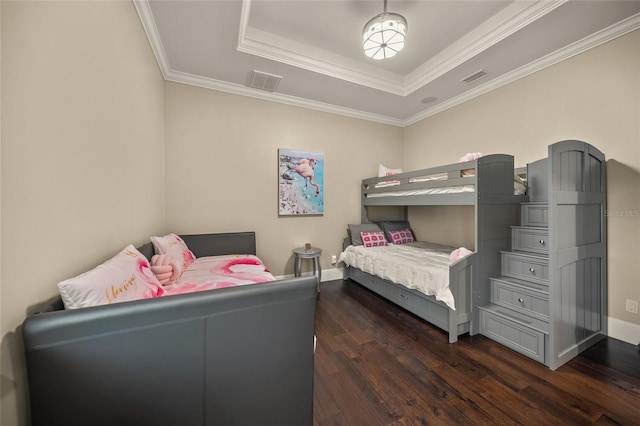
[292,247,322,292]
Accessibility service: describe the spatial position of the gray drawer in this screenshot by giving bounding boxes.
[491,277,549,321]
[351,268,383,294]
[479,305,547,363]
[521,203,548,227]
[384,281,450,329]
[502,252,549,285]
[511,227,549,255]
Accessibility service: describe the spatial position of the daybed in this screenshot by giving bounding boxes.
[343,155,527,343]
[22,232,318,426]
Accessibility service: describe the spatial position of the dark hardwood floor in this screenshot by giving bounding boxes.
[313,280,640,425]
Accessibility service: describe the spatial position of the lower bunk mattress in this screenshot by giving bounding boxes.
[339,242,458,310]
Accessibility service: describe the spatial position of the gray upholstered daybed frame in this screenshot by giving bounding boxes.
[22,232,318,426]
[344,154,527,343]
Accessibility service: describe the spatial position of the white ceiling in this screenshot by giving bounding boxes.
[135,0,640,126]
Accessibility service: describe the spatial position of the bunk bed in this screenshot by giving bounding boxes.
[343,154,527,343]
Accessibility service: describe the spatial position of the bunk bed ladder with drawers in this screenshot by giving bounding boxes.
[479,140,607,370]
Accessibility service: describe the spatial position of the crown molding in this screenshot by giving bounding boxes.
[238,0,565,97]
[237,1,405,95]
[403,0,567,94]
[165,70,405,127]
[135,0,401,126]
[238,28,406,95]
[403,12,640,127]
[133,0,170,79]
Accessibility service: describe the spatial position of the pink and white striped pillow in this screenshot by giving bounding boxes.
[360,231,388,248]
[388,229,414,245]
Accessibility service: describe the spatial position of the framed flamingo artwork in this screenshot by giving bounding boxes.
[278,148,325,215]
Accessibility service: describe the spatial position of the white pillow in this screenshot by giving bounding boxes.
[377,164,402,187]
[57,245,165,310]
[150,233,196,271]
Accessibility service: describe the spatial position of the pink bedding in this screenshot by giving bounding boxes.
[161,254,275,296]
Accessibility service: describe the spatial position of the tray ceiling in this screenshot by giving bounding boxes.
[136,0,640,126]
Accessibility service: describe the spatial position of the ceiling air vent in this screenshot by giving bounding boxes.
[461,69,488,84]
[249,70,282,92]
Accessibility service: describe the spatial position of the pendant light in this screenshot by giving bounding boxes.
[362,0,408,60]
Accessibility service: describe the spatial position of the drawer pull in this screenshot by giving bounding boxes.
[518,298,524,303]
[529,268,536,274]
[539,239,545,245]
[400,293,409,300]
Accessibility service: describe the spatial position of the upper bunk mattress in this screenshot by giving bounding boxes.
[340,242,457,310]
[368,184,476,197]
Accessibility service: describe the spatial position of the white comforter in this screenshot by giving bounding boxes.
[339,242,457,310]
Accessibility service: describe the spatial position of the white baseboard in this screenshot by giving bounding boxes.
[608,317,640,345]
[273,267,343,282]
[319,267,344,282]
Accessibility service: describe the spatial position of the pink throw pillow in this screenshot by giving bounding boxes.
[57,245,165,309]
[450,247,473,263]
[377,164,402,187]
[388,229,414,245]
[150,233,196,271]
[360,231,388,248]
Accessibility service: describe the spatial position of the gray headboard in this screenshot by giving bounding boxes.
[137,232,257,261]
[180,232,256,257]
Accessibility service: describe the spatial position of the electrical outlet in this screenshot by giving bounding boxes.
[331,255,337,265]
[626,299,639,314]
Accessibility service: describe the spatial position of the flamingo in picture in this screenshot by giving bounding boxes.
[294,158,320,195]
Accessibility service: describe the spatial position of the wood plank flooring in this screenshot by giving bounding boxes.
[313,280,640,425]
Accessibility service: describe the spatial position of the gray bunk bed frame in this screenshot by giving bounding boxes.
[345,154,526,343]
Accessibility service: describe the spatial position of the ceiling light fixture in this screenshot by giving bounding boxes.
[362,0,408,60]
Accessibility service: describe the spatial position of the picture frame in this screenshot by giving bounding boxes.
[278,149,325,216]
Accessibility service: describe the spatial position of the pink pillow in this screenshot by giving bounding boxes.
[57,245,165,309]
[360,231,388,248]
[151,233,196,271]
[388,229,414,245]
[377,164,402,187]
[450,247,473,263]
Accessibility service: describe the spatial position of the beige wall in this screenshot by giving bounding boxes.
[164,82,403,276]
[403,30,640,326]
[1,1,165,424]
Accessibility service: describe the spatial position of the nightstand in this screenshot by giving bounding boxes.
[292,247,322,292]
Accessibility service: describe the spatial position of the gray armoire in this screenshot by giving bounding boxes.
[479,140,607,370]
